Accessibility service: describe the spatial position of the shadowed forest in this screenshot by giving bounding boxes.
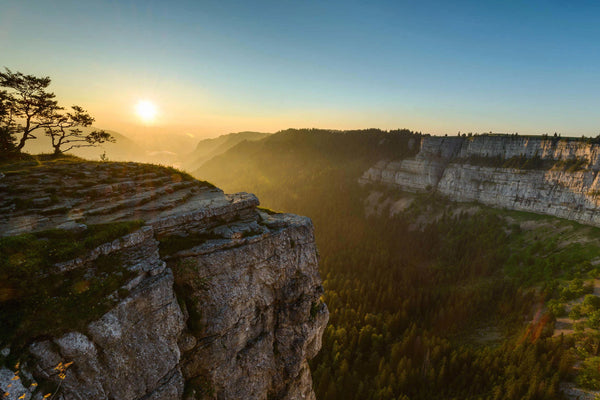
[196,129,600,400]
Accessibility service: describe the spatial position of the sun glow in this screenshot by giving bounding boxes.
[135,100,157,123]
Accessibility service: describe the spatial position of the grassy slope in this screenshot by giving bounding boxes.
[183,131,270,172]
[0,155,209,363]
[0,221,144,361]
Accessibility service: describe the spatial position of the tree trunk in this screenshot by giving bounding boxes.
[17,118,31,151]
[16,133,27,151]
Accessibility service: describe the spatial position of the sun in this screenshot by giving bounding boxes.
[135,100,157,123]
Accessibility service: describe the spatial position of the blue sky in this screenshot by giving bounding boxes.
[2,0,600,137]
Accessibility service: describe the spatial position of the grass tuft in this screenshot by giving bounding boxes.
[0,221,145,353]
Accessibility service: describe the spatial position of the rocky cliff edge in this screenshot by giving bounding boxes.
[0,158,328,400]
[360,135,600,226]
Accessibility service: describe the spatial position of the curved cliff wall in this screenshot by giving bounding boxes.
[360,135,600,226]
[416,135,600,167]
[457,136,600,167]
[0,161,328,400]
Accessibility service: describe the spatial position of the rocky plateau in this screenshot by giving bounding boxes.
[0,159,328,400]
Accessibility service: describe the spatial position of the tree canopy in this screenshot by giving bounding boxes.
[44,105,115,155]
[0,68,114,156]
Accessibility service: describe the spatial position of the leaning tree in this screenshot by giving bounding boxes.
[0,68,114,155]
[44,105,115,155]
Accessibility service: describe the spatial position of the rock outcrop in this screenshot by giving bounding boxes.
[0,160,327,400]
[360,135,600,226]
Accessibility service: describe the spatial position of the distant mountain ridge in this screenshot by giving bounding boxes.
[192,128,418,188]
[22,128,202,167]
[191,128,419,221]
[22,128,145,162]
[183,131,270,172]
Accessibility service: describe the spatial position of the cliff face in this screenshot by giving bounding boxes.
[360,135,600,225]
[0,160,327,400]
[172,213,325,400]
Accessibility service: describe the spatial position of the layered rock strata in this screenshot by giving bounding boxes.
[0,161,328,400]
[360,135,600,225]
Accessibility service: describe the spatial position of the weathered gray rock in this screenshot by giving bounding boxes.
[170,213,327,400]
[437,165,600,226]
[56,221,88,233]
[0,162,227,238]
[27,270,185,400]
[360,135,600,226]
[0,367,34,400]
[456,136,600,167]
[0,161,326,400]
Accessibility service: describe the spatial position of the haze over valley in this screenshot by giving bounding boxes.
[3,1,600,399]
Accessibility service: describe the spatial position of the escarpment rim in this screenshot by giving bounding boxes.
[0,157,328,400]
[361,135,600,227]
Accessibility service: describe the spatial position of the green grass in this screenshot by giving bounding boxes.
[503,224,600,285]
[0,221,145,273]
[496,208,557,222]
[455,155,552,170]
[158,232,221,257]
[0,153,216,189]
[454,154,591,173]
[0,153,84,171]
[0,221,145,354]
[1,252,137,361]
[553,157,589,172]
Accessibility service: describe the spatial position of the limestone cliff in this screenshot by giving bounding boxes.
[360,135,600,225]
[0,159,328,400]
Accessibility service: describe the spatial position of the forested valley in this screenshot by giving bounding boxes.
[195,129,600,400]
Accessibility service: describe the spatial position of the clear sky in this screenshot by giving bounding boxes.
[2,0,600,138]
